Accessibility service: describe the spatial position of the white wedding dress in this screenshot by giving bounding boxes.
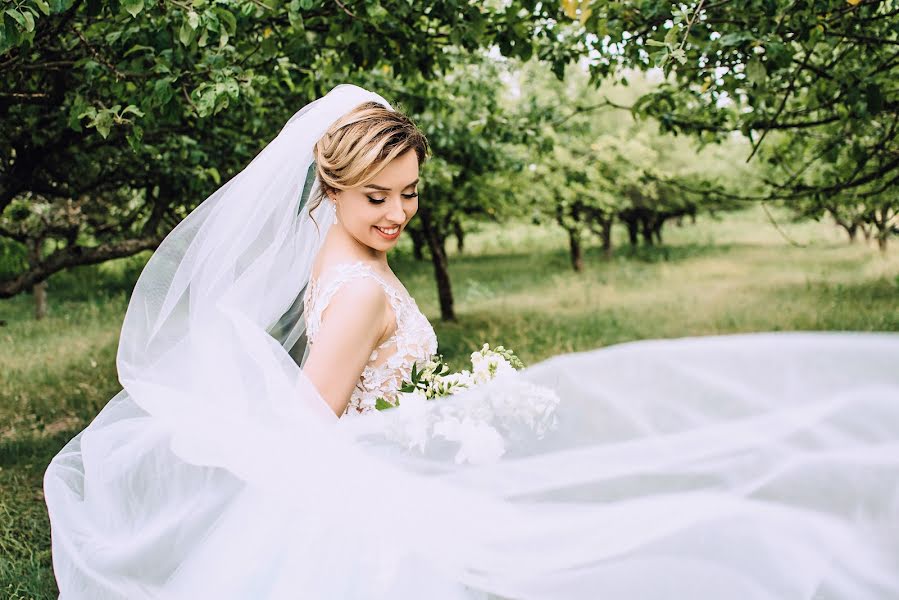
[303,260,438,416]
[44,265,899,599]
[42,84,899,599]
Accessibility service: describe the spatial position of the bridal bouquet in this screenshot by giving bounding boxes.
[376,344,560,465]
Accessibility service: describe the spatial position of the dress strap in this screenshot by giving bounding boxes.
[303,261,404,344]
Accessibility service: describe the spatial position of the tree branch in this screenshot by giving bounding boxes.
[746,45,812,162]
[0,236,161,298]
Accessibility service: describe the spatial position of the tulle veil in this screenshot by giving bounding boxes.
[43,84,899,599]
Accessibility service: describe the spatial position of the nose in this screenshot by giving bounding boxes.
[384,196,406,225]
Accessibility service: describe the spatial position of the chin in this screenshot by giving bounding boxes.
[373,238,398,250]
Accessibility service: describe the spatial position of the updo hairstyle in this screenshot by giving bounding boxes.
[308,100,429,220]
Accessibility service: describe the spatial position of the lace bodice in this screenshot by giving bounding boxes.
[303,260,438,417]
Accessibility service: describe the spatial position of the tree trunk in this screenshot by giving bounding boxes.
[567,229,584,272]
[832,214,859,244]
[419,207,455,321]
[26,236,48,319]
[409,228,426,261]
[453,220,465,254]
[33,280,48,320]
[861,224,872,242]
[873,208,892,254]
[640,218,655,246]
[625,218,639,247]
[599,217,613,260]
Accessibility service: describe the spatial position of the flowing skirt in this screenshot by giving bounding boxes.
[44,332,899,599]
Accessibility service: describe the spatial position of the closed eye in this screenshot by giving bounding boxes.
[367,192,419,205]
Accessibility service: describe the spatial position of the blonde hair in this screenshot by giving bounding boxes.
[309,100,429,223]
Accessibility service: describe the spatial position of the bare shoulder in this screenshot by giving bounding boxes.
[318,272,392,344]
[302,275,391,417]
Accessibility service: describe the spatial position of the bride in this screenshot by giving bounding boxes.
[43,84,899,599]
[300,101,435,419]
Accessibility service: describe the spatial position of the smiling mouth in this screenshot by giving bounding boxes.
[375,225,400,235]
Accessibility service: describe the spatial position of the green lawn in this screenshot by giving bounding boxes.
[1,205,897,598]
[416,205,899,367]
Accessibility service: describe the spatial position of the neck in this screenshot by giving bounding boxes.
[327,221,388,265]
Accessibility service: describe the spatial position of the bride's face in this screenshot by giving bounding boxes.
[329,149,420,252]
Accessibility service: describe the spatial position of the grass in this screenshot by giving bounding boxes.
[1,204,897,597]
[398,206,899,367]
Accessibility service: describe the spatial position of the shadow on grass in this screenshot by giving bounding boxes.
[766,276,899,331]
[0,429,80,472]
[433,306,649,369]
[396,242,737,312]
[444,240,733,268]
[611,242,736,264]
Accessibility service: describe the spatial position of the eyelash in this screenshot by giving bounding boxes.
[367,193,419,205]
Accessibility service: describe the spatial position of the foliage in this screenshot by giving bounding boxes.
[4,0,898,307]
[510,61,757,269]
[770,122,898,250]
[346,49,540,320]
[564,0,898,246]
[0,0,582,302]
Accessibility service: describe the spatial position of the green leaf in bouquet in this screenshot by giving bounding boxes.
[375,397,395,411]
[492,344,525,370]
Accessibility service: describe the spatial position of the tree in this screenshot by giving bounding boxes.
[512,61,753,270]
[772,122,898,251]
[548,1,897,248]
[361,51,537,321]
[0,0,581,314]
[579,1,897,191]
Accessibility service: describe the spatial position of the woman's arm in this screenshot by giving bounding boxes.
[302,277,390,417]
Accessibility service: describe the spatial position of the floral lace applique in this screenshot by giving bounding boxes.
[303,261,438,416]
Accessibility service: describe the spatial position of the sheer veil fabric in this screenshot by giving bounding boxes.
[43,84,899,599]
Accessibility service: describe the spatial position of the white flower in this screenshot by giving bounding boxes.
[383,342,557,462]
[469,343,490,362]
[442,370,474,388]
[433,415,506,465]
[472,353,515,385]
[384,389,432,452]
[426,369,474,398]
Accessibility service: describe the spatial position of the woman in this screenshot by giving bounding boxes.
[300,101,436,418]
[44,84,899,599]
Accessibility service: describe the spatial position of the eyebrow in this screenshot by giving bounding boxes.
[364,178,419,191]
